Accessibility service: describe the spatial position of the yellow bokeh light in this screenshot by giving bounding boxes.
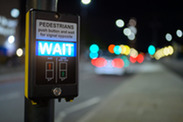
[124,45,130,55]
[120,45,125,54]
[130,48,138,58]
[154,45,174,60]
[168,46,174,55]
[16,48,23,57]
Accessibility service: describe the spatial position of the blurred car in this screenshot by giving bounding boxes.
[91,57,126,75]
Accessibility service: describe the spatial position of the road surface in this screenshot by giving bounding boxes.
[0,60,131,122]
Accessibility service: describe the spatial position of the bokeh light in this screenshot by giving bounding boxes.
[16,48,23,57]
[168,46,174,55]
[113,45,122,55]
[115,19,124,28]
[108,44,115,53]
[127,33,135,40]
[112,58,124,68]
[123,28,131,36]
[154,45,174,60]
[8,35,15,44]
[129,18,137,27]
[11,8,19,18]
[121,55,130,67]
[81,0,91,5]
[128,26,137,35]
[89,44,99,53]
[129,56,136,63]
[124,45,130,55]
[120,45,131,55]
[176,29,182,38]
[165,33,172,42]
[136,54,144,63]
[91,57,107,67]
[120,45,125,54]
[148,45,156,55]
[130,48,138,58]
[89,52,98,59]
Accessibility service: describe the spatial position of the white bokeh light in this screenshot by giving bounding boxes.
[8,35,15,44]
[115,19,124,28]
[176,29,182,38]
[123,28,131,36]
[81,0,91,5]
[11,8,20,18]
[128,26,137,35]
[127,33,135,40]
[165,33,172,42]
[16,48,23,57]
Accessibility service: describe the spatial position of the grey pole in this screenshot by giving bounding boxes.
[24,0,58,122]
[26,0,58,12]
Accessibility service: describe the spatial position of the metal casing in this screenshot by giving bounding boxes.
[25,9,79,101]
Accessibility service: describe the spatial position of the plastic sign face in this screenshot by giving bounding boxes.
[36,41,77,57]
[25,9,79,101]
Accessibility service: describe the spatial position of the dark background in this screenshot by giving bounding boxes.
[58,0,183,52]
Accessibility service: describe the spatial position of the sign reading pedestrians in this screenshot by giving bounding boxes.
[25,9,79,101]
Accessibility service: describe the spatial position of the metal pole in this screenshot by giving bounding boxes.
[24,98,55,122]
[26,0,58,12]
[24,0,58,122]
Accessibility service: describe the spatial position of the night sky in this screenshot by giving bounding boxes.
[58,0,183,52]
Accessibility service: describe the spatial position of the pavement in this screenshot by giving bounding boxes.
[162,58,183,78]
[0,64,24,83]
[78,61,183,122]
[1,58,183,122]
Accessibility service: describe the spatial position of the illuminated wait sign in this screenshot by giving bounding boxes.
[36,41,76,57]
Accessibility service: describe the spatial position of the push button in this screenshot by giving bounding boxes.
[53,87,62,96]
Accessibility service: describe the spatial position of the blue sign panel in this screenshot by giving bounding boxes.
[36,41,76,57]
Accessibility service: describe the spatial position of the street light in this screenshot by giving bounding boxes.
[81,0,91,5]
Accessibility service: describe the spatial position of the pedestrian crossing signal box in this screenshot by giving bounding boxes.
[25,9,79,102]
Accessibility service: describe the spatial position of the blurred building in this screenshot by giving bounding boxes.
[0,0,24,64]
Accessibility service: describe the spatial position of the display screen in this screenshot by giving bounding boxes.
[36,41,77,57]
[35,40,77,85]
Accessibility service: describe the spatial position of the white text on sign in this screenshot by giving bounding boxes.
[36,41,76,57]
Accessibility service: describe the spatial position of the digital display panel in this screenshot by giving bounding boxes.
[25,9,79,100]
[36,41,77,57]
[35,40,77,85]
